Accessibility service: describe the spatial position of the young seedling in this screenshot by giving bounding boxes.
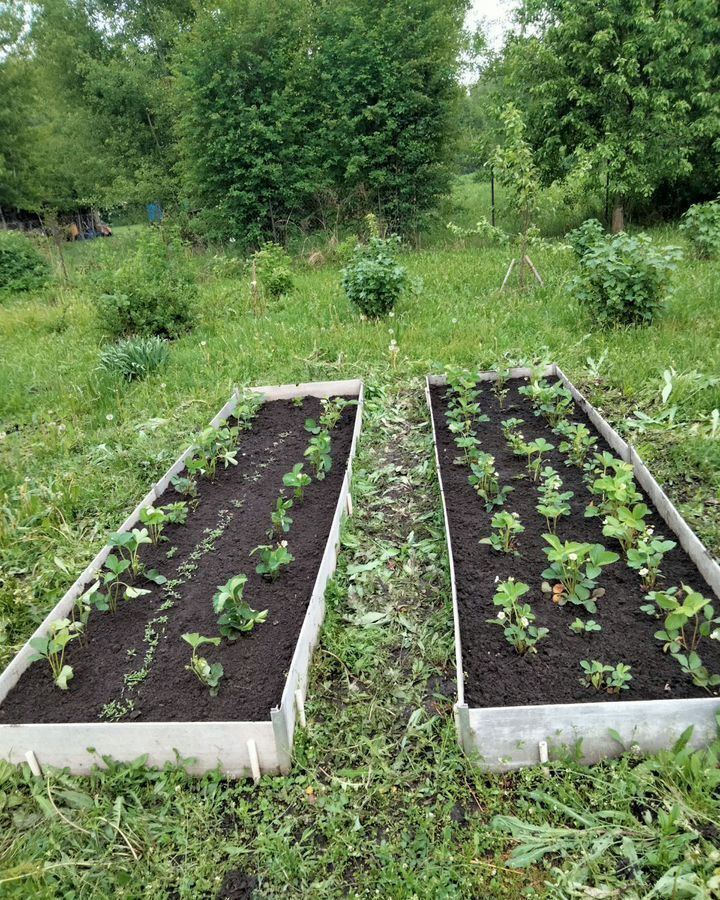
[186,421,239,480]
[580,660,632,694]
[525,437,554,481]
[454,433,481,466]
[182,633,224,696]
[519,378,573,427]
[318,396,356,431]
[171,474,199,504]
[602,503,650,554]
[29,618,83,690]
[585,461,642,518]
[555,421,597,467]
[139,505,166,545]
[251,541,295,581]
[467,452,513,511]
[268,495,293,538]
[501,418,528,457]
[109,528,152,576]
[304,431,332,480]
[542,535,619,612]
[487,579,548,655]
[492,363,513,409]
[627,533,676,588]
[536,467,573,533]
[480,510,525,554]
[212,575,268,639]
[283,463,311,500]
[569,618,602,635]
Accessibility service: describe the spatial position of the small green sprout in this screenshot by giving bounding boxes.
[212,575,268,639]
[182,633,224,695]
[569,618,602,635]
[29,618,83,690]
[268,495,293,538]
[580,660,632,694]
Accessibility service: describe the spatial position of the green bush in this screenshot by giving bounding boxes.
[566,218,605,259]
[680,198,720,258]
[342,236,407,318]
[253,242,294,298]
[99,335,170,381]
[0,231,50,294]
[96,228,196,338]
[569,230,682,327]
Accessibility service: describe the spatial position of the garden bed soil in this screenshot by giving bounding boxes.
[0,397,356,724]
[430,378,720,709]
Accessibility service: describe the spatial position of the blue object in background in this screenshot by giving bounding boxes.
[147,202,164,224]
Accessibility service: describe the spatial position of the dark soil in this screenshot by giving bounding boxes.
[1,397,356,724]
[430,378,720,708]
[216,870,257,900]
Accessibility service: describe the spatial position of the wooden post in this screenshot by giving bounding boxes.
[490,168,496,228]
[523,255,544,286]
[501,257,516,290]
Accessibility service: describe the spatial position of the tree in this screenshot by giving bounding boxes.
[499,0,720,230]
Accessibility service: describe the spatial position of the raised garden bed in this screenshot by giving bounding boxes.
[0,379,364,777]
[428,366,720,770]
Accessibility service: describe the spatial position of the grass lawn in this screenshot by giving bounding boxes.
[1,199,720,896]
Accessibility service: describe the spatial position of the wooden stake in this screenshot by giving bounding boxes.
[25,749,43,777]
[294,689,307,728]
[523,255,544,286]
[247,739,261,784]
[346,492,353,517]
[501,257,516,290]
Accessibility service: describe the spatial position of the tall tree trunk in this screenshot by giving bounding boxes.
[611,204,625,233]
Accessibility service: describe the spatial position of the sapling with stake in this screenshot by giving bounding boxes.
[182,633,224,695]
[283,463,311,500]
[487,579,548,655]
[212,575,268,639]
[304,431,332,480]
[29,618,83,690]
[251,541,295,581]
[480,510,525,554]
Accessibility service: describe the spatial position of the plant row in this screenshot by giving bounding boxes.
[443,369,720,696]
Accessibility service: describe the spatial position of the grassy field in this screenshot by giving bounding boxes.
[1,191,720,897]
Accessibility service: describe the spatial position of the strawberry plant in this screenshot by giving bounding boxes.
[268,495,293,538]
[453,433,481,466]
[171,474,199,503]
[536,467,573,532]
[555,421,597,467]
[212,575,268,639]
[283,463,311,500]
[501,417,528,457]
[602,503,650,553]
[487,579,548,655]
[569,618,601,635]
[580,660,632,694]
[305,431,332,479]
[519,378,573,427]
[585,461,642,518]
[182,633,224,695]
[186,421,239,480]
[480,511,525,554]
[252,541,294,581]
[627,534,676,588]
[468,452,512,510]
[109,528,153,575]
[525,437,554,480]
[29,618,83,690]
[542,535,619,612]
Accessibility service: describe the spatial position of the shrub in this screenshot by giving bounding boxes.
[99,336,170,381]
[253,242,293,298]
[0,231,50,294]
[566,218,605,259]
[569,230,682,327]
[680,198,720,258]
[96,228,196,337]
[342,235,407,318]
